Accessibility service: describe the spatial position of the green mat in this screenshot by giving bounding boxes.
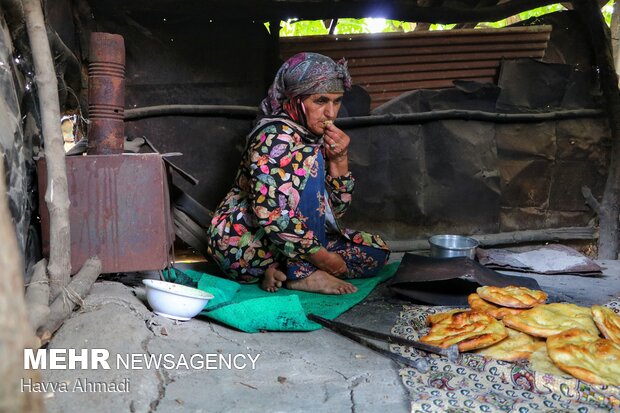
[165,262,398,332]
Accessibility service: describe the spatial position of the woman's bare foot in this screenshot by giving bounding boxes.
[286,270,358,295]
[261,266,287,293]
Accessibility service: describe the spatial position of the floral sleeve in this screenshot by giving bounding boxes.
[247,123,322,258]
[325,172,355,218]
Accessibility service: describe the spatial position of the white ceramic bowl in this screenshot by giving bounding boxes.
[142,279,214,321]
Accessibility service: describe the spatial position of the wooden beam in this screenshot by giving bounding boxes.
[388,226,598,251]
[92,0,563,24]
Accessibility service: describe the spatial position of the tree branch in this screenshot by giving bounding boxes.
[39,256,102,342]
[124,104,259,120]
[336,108,604,128]
[123,104,604,125]
[388,226,597,251]
[581,185,602,215]
[23,0,72,298]
[24,258,50,331]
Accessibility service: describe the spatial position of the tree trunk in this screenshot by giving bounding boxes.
[22,0,72,298]
[0,157,44,413]
[24,258,50,331]
[573,0,620,259]
[612,0,620,84]
[39,256,102,343]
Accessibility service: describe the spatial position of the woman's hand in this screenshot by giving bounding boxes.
[323,123,350,177]
[307,247,348,277]
[323,123,349,160]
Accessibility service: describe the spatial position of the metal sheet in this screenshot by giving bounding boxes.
[281,26,552,109]
[37,153,173,274]
[550,161,606,212]
[499,159,552,208]
[477,244,602,275]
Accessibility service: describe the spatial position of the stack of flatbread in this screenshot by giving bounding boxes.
[419,285,620,386]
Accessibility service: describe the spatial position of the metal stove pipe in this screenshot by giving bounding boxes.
[87,32,125,154]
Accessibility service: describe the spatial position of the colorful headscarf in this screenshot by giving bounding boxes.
[259,52,352,116]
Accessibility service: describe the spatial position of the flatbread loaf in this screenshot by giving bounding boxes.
[546,328,620,386]
[502,303,599,337]
[476,285,547,308]
[420,311,508,352]
[474,327,545,361]
[591,305,620,344]
[529,346,569,377]
[468,293,524,320]
[426,309,467,326]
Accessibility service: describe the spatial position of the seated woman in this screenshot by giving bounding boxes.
[207,52,390,295]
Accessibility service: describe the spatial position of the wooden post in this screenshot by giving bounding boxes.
[0,157,44,413]
[22,0,72,298]
[572,0,620,259]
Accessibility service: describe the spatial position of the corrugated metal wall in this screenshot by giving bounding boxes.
[281,26,552,108]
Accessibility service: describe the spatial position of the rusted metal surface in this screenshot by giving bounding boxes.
[87,32,126,154]
[280,26,552,109]
[37,154,173,274]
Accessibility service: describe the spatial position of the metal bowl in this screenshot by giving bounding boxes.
[428,235,479,259]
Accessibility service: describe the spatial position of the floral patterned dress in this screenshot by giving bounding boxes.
[206,117,390,283]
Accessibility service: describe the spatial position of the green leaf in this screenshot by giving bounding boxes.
[254,227,266,240]
[362,232,373,245]
[284,241,294,255]
[257,173,277,187]
[275,3,602,38]
[277,214,290,230]
[239,232,252,248]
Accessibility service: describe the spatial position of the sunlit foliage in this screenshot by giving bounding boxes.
[269,1,615,36]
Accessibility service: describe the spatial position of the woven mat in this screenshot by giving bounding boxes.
[390,301,620,413]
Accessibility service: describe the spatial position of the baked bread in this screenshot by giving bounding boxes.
[468,293,524,320]
[420,310,508,352]
[546,328,620,386]
[502,303,599,337]
[474,327,545,361]
[426,309,467,326]
[591,305,620,344]
[476,285,547,309]
[529,346,569,377]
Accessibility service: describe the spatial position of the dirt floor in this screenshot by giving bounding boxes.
[33,255,620,413]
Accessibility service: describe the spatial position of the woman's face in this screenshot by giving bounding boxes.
[302,93,343,135]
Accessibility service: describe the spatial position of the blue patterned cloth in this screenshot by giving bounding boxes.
[286,149,388,280]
